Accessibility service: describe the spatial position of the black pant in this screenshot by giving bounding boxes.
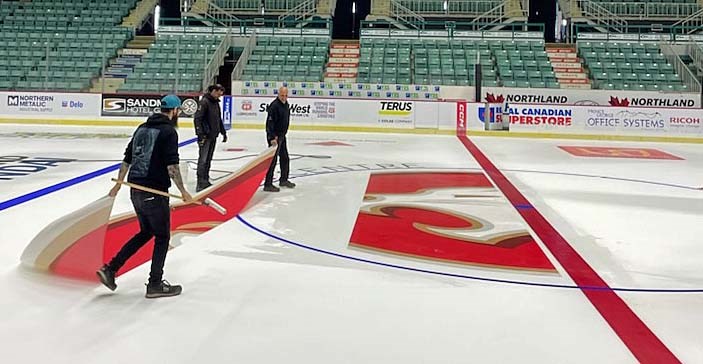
[265,135,289,186]
[197,136,217,190]
[108,189,170,285]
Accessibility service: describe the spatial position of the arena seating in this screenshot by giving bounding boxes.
[0,0,137,91]
[241,36,330,82]
[356,38,558,88]
[118,34,223,93]
[578,41,689,91]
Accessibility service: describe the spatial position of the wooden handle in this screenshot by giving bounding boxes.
[111,179,229,215]
[111,179,192,202]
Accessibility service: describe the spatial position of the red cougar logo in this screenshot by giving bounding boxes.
[609,96,630,107]
[484,93,505,103]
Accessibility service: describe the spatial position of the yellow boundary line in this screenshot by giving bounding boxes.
[1,118,701,143]
[0,118,147,127]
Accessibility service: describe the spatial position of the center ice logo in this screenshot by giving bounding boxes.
[349,172,556,272]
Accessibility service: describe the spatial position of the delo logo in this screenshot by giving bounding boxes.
[61,100,84,109]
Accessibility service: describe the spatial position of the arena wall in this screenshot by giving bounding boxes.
[0,90,700,143]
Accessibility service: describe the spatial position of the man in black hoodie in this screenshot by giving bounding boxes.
[194,84,228,192]
[97,95,193,299]
[264,86,295,192]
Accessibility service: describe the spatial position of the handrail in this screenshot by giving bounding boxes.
[595,2,701,19]
[201,30,232,91]
[203,0,241,27]
[359,20,544,38]
[579,0,628,33]
[360,19,542,31]
[390,0,426,30]
[519,0,529,17]
[568,0,585,18]
[574,23,703,42]
[232,32,257,82]
[159,17,333,36]
[278,0,317,24]
[673,7,703,34]
[394,0,506,15]
[470,1,507,29]
[659,41,701,92]
[687,42,703,75]
[215,0,304,12]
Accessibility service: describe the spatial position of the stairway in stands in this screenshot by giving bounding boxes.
[90,35,154,93]
[546,43,591,90]
[324,40,359,83]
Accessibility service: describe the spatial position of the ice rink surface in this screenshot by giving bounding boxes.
[0,124,701,363]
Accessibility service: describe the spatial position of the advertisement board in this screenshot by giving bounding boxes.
[231,96,424,129]
[222,95,232,130]
[506,103,702,137]
[481,87,700,108]
[0,92,101,117]
[455,102,467,135]
[101,94,200,118]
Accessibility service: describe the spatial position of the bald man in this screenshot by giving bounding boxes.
[263,87,294,192]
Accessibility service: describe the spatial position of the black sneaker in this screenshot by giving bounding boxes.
[263,184,280,192]
[196,182,212,192]
[279,181,296,189]
[145,280,182,299]
[96,265,117,291]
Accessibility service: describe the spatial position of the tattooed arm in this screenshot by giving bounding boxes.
[110,138,135,197]
[168,164,193,202]
[108,162,130,197]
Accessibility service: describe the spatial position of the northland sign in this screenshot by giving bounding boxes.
[481,87,700,108]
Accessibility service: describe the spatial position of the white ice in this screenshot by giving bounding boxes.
[0,124,701,363]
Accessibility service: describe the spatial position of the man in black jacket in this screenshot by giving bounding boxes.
[194,84,228,192]
[264,86,295,192]
[98,95,193,299]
